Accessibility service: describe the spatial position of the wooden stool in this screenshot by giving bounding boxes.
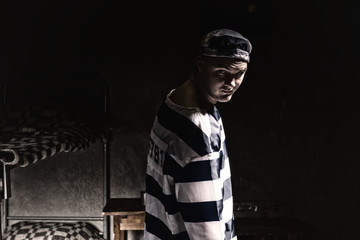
[102,198,145,240]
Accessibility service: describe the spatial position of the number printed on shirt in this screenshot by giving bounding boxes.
[149,137,165,167]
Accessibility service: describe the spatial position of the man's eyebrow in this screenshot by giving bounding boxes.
[213,63,233,70]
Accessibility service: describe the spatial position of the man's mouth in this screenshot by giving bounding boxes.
[221,88,233,93]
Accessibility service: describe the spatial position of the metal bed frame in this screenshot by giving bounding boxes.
[0,75,111,239]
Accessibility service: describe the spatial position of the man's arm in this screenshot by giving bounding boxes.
[175,158,226,240]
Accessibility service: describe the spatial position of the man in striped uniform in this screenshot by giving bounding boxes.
[145,29,252,240]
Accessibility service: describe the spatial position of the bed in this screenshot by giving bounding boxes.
[0,73,111,239]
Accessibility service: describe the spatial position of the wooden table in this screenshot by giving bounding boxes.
[102,198,145,240]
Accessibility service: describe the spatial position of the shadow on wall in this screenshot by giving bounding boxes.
[110,127,148,198]
[10,142,104,230]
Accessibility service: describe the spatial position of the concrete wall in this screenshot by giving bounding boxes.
[2,1,360,240]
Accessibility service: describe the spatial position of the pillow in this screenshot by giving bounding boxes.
[3,221,104,240]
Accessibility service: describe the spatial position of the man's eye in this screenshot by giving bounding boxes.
[235,71,245,79]
[216,70,227,75]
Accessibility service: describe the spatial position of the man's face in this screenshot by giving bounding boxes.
[196,56,248,105]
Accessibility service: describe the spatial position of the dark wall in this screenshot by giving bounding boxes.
[2,1,360,239]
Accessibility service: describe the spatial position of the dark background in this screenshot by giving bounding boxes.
[1,0,360,239]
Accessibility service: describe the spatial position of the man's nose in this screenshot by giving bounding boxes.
[226,75,237,87]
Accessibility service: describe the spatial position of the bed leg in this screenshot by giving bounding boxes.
[1,164,10,235]
[103,130,111,239]
[2,164,11,200]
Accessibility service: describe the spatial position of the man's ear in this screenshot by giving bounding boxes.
[196,56,205,73]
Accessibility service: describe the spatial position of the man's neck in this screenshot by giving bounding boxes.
[169,76,214,110]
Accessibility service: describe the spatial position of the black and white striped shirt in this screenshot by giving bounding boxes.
[145,92,237,240]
